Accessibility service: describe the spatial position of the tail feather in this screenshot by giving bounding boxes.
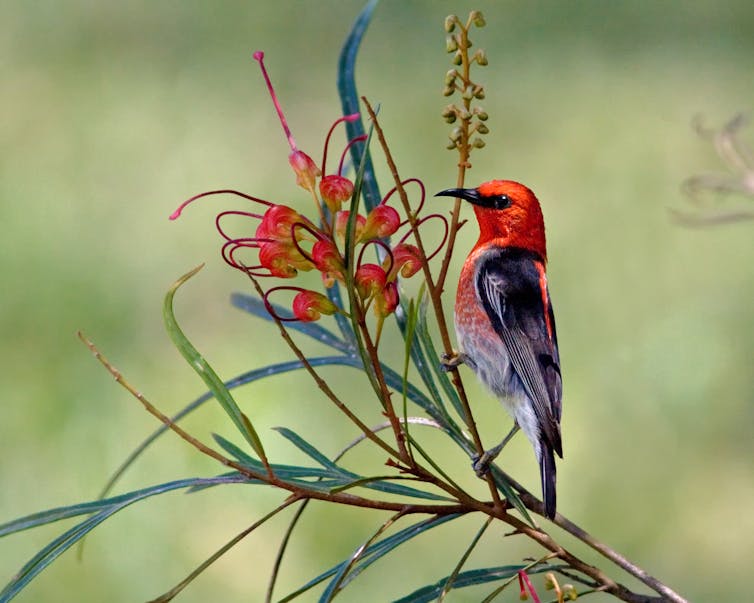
[539,441,557,519]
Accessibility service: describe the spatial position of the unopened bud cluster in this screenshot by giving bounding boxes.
[442,11,489,156]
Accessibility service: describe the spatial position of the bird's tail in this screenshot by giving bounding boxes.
[539,441,557,520]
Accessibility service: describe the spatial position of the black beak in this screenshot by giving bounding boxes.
[434,187,482,205]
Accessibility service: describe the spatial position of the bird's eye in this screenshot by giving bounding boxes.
[494,194,511,209]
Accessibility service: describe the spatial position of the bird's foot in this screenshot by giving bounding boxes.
[440,351,467,372]
[472,444,504,477]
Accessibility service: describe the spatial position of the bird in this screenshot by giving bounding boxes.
[435,180,562,519]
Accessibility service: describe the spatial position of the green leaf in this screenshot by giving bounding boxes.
[439,517,492,601]
[338,0,381,213]
[0,477,239,602]
[147,499,298,603]
[280,514,460,602]
[163,265,267,462]
[231,293,353,353]
[272,428,449,501]
[392,565,539,603]
[415,296,464,420]
[273,427,341,471]
[0,477,244,539]
[97,355,361,504]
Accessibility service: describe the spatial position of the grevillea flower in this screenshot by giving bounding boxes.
[255,205,309,241]
[292,290,338,322]
[319,175,354,213]
[258,240,312,278]
[388,243,423,278]
[170,51,446,325]
[361,204,401,241]
[289,150,321,193]
[355,263,401,317]
[334,210,366,242]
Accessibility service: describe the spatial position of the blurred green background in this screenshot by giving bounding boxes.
[2,1,753,601]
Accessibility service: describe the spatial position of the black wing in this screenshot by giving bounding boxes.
[476,247,562,456]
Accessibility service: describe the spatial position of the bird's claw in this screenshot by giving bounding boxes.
[472,439,507,477]
[440,351,466,372]
[472,451,495,477]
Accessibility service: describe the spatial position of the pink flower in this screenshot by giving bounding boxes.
[258,240,312,278]
[292,290,338,322]
[319,175,354,213]
[361,204,400,241]
[334,210,366,242]
[355,263,387,300]
[255,205,307,241]
[289,150,321,193]
[389,243,423,278]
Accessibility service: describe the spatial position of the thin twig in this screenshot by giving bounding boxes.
[77,330,472,516]
[361,97,503,511]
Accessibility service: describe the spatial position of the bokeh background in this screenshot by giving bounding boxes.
[2,1,753,601]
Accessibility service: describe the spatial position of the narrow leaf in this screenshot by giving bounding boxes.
[392,565,535,603]
[281,514,460,602]
[98,355,361,503]
[0,477,239,602]
[338,0,381,213]
[231,293,352,353]
[273,427,340,471]
[439,517,493,601]
[163,265,267,462]
[148,500,297,603]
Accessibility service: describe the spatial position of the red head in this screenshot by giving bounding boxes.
[436,179,547,261]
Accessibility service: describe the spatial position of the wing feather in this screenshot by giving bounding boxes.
[476,248,562,455]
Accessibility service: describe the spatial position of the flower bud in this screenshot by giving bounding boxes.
[319,174,354,213]
[355,263,387,300]
[292,290,338,322]
[470,10,486,27]
[334,210,366,242]
[258,241,300,278]
[256,204,304,241]
[390,243,423,278]
[472,137,486,149]
[377,281,399,316]
[444,15,457,33]
[442,105,457,124]
[361,204,400,241]
[445,35,458,53]
[476,123,489,135]
[473,48,488,66]
[311,239,343,275]
[289,150,321,192]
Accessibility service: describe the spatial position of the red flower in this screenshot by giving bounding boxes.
[361,204,400,241]
[389,243,423,278]
[319,175,354,213]
[292,290,338,322]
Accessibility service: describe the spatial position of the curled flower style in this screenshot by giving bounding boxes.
[170,51,444,324]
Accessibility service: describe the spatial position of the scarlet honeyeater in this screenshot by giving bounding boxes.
[436,180,562,519]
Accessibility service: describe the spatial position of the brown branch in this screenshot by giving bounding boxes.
[80,327,687,602]
[77,330,468,517]
[361,96,503,511]
[245,275,404,462]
